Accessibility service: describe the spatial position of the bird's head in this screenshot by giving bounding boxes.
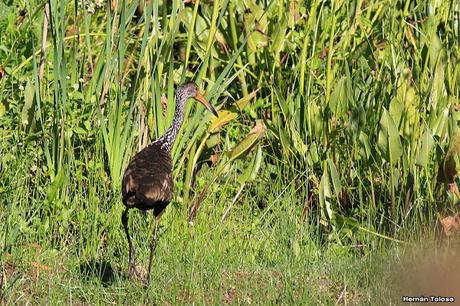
[177,81,219,117]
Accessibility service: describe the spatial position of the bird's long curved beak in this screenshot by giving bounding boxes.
[195,93,219,118]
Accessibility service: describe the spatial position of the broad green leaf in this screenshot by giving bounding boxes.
[270,16,287,56]
[246,0,268,30]
[389,95,403,129]
[310,100,323,138]
[390,68,419,137]
[45,167,65,203]
[228,121,266,161]
[327,159,342,198]
[236,88,260,110]
[238,155,254,184]
[329,77,347,119]
[238,144,263,184]
[377,108,403,162]
[430,107,449,138]
[249,144,263,181]
[205,133,221,148]
[358,131,371,160]
[308,142,319,164]
[243,1,268,52]
[248,31,268,52]
[209,109,238,133]
[431,60,447,111]
[0,101,5,117]
[319,168,333,221]
[209,87,259,133]
[21,80,35,127]
[415,129,434,167]
[429,32,443,70]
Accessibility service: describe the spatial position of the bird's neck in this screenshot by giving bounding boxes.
[158,96,186,153]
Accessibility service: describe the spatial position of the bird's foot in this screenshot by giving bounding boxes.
[128,264,152,287]
[127,262,143,281]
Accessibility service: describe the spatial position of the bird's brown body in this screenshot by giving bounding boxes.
[121,81,218,284]
[122,142,173,215]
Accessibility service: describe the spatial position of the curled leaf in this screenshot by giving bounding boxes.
[228,120,266,161]
[439,213,460,237]
[209,89,259,133]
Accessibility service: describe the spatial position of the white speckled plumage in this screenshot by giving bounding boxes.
[156,81,200,152]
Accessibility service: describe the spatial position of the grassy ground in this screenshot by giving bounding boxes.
[1,0,460,304]
[1,221,459,304]
[0,202,391,304]
[0,193,406,305]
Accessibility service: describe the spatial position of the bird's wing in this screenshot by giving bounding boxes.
[122,143,174,205]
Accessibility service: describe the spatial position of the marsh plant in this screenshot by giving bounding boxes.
[0,0,459,304]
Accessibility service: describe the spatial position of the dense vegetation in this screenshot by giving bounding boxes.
[1,0,459,303]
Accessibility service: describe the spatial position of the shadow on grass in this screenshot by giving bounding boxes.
[79,259,124,286]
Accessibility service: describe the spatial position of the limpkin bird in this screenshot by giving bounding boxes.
[122,81,218,283]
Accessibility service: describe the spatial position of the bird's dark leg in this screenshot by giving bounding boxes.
[122,208,140,280]
[146,217,160,285]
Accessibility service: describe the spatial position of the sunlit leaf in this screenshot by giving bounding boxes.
[431,60,447,110]
[327,159,342,198]
[228,120,266,161]
[377,108,403,162]
[329,77,347,119]
[0,101,5,117]
[45,167,65,203]
[209,87,259,133]
[319,168,334,221]
[415,129,434,167]
[270,16,287,59]
[389,95,403,129]
[308,142,319,164]
[21,80,34,127]
[238,144,263,184]
[358,131,371,160]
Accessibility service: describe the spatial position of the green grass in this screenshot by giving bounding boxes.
[0,194,399,304]
[1,0,460,304]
